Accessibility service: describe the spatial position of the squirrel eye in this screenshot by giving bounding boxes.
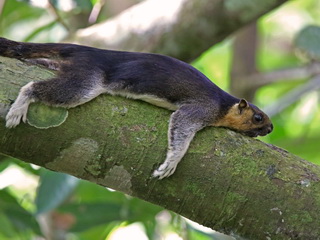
[253,114,263,123]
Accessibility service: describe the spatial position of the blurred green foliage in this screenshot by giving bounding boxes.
[0,0,320,239]
[194,0,320,166]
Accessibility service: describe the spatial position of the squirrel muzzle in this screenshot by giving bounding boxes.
[241,123,273,138]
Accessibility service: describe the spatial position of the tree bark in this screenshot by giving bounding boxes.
[66,0,289,62]
[1,57,320,239]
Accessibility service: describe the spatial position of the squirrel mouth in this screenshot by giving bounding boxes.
[246,132,259,138]
[241,126,273,138]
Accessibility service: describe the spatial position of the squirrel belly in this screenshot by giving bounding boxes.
[1,38,273,179]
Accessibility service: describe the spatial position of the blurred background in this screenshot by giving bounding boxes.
[0,0,320,239]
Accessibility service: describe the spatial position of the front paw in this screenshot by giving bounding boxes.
[6,106,28,128]
[152,162,178,179]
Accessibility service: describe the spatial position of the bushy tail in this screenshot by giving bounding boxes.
[0,37,83,59]
[0,38,21,57]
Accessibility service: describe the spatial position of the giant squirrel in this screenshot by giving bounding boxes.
[0,38,273,179]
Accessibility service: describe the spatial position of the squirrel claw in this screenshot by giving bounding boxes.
[152,162,178,179]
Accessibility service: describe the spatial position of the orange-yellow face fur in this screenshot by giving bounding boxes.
[213,99,273,137]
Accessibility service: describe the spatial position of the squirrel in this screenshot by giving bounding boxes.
[0,38,273,179]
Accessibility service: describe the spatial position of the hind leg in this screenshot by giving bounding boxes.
[6,72,106,128]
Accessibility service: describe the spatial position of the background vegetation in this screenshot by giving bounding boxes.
[0,0,319,239]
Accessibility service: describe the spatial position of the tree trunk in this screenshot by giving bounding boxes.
[1,56,320,240]
[230,22,258,101]
[66,0,289,62]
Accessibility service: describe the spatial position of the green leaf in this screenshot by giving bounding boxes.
[75,181,128,203]
[77,221,119,240]
[0,212,16,238]
[294,25,320,60]
[0,0,45,35]
[73,0,93,10]
[12,160,41,176]
[143,220,157,240]
[0,157,41,176]
[60,182,163,235]
[24,21,58,42]
[0,189,42,236]
[35,170,79,215]
[0,157,12,172]
[127,197,163,223]
[59,202,123,232]
[187,222,232,240]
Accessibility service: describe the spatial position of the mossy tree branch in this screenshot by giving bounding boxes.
[67,0,289,62]
[1,57,320,239]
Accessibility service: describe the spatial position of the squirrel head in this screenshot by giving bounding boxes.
[214,99,273,137]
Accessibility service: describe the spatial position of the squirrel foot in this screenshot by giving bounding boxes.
[6,105,28,128]
[153,162,178,179]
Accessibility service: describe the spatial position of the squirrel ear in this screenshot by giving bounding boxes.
[238,99,248,113]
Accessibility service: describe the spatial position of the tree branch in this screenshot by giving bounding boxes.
[240,62,320,91]
[1,56,320,239]
[47,1,70,32]
[66,0,289,62]
[264,74,320,116]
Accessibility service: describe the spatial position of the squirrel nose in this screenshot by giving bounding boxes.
[267,124,273,134]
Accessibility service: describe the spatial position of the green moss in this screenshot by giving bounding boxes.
[185,183,206,199]
[27,102,68,129]
[289,212,313,226]
[225,192,248,204]
[86,163,102,176]
[111,106,128,116]
[213,148,226,157]
[105,157,113,162]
